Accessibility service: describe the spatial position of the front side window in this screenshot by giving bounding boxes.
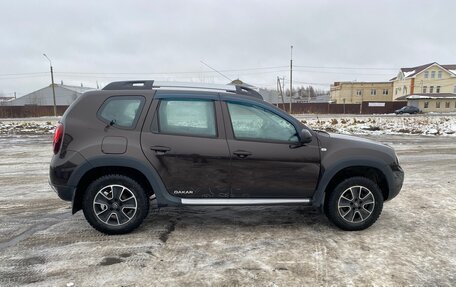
[431,71,436,78]
[438,71,442,78]
[157,100,216,137]
[424,71,429,78]
[445,102,450,108]
[356,90,362,96]
[424,101,429,108]
[371,89,376,96]
[383,89,388,95]
[423,86,427,93]
[436,86,441,93]
[227,102,298,143]
[436,101,440,108]
[98,96,144,128]
[430,86,434,93]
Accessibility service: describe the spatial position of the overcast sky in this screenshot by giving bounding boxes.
[1,0,454,97]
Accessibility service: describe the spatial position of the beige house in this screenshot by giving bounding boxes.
[330,81,393,104]
[390,62,456,101]
[400,94,456,112]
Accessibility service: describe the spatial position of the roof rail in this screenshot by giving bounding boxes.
[103,80,154,90]
[102,80,263,99]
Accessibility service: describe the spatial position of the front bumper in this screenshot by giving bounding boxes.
[389,164,404,200]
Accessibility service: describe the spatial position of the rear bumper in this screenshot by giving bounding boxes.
[49,180,75,202]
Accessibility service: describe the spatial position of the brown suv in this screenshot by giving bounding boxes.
[49,80,404,234]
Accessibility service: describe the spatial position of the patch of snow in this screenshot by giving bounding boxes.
[297,115,456,137]
[403,70,416,78]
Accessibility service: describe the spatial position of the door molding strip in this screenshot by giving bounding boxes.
[180,198,312,205]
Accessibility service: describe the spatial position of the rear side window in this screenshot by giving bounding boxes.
[157,99,216,137]
[98,96,145,128]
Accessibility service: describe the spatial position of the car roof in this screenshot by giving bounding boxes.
[102,80,263,100]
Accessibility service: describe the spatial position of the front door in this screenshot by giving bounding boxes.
[223,101,320,198]
[141,93,231,198]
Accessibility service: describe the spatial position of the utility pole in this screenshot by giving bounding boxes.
[43,53,57,117]
[289,45,293,114]
[277,77,286,109]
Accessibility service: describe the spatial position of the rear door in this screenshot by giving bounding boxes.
[221,98,320,198]
[141,91,231,198]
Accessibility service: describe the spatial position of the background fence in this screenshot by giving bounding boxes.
[278,101,407,115]
[0,101,408,118]
[0,105,68,118]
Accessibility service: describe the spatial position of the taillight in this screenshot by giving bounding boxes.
[53,123,64,154]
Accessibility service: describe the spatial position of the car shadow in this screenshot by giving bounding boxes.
[142,205,332,233]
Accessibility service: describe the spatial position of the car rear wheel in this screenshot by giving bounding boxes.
[82,174,149,234]
[325,177,383,231]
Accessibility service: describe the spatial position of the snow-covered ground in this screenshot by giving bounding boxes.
[0,135,455,286]
[1,114,455,136]
[0,120,56,135]
[297,115,456,136]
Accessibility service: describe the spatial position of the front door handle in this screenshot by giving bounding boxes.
[150,146,171,155]
[233,150,252,159]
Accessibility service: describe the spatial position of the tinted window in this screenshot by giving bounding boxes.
[158,100,216,137]
[227,102,298,143]
[99,96,144,128]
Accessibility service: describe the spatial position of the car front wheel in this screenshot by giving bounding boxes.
[82,174,149,234]
[325,177,383,231]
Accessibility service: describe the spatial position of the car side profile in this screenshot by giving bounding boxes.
[49,80,404,234]
[395,105,420,114]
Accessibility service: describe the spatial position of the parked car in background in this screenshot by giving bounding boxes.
[395,106,420,114]
[49,80,404,234]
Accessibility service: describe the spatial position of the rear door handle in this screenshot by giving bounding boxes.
[150,146,171,155]
[233,150,252,159]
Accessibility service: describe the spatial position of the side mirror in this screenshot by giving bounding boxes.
[299,129,313,144]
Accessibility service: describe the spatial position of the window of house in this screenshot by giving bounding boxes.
[424,71,429,78]
[157,99,217,137]
[431,71,436,78]
[436,86,441,93]
[227,102,298,143]
[383,89,388,95]
[430,86,434,93]
[436,102,440,108]
[403,86,407,95]
[423,86,427,93]
[98,96,145,129]
[445,102,450,108]
[371,89,376,96]
[356,90,362,96]
[424,101,429,108]
[395,88,398,95]
[438,71,442,79]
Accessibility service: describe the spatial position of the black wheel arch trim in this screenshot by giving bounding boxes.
[68,155,181,214]
[312,158,395,208]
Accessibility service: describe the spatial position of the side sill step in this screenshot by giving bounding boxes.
[180,198,312,206]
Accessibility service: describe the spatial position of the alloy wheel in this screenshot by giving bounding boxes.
[337,185,375,223]
[93,184,138,226]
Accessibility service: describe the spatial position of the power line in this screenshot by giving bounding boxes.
[294,65,398,70]
[0,72,48,77]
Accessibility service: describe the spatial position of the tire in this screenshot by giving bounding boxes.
[82,174,149,235]
[325,177,383,231]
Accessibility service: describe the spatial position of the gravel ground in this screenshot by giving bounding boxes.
[0,134,455,286]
